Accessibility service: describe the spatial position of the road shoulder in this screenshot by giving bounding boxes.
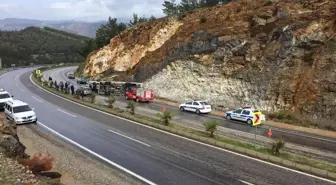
[17,125,143,185]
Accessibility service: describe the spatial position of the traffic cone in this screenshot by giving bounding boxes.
[268,127,272,137]
[162,106,166,113]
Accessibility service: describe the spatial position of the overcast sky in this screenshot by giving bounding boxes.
[0,0,168,22]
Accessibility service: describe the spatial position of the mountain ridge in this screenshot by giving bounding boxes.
[0,18,124,38]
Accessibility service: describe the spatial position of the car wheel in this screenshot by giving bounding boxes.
[226,115,231,120]
[247,119,252,125]
[180,106,184,111]
[196,109,200,114]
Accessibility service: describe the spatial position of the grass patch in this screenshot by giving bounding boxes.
[32,70,336,175]
[266,111,336,131]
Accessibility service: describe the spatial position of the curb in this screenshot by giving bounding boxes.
[32,74,336,182]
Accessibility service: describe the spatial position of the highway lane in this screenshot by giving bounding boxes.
[47,66,336,153]
[6,68,335,185]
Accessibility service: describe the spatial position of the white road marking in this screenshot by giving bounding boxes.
[108,129,150,147]
[32,96,43,103]
[57,109,77,118]
[20,88,25,92]
[239,180,255,185]
[36,121,156,185]
[29,74,336,184]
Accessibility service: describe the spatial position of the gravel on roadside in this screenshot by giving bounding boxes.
[0,152,44,185]
[17,125,144,185]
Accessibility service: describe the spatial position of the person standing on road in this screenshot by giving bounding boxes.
[65,82,69,93]
[54,80,58,90]
[60,81,64,92]
[70,85,75,95]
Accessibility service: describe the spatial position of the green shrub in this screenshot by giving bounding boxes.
[105,96,116,108]
[203,121,218,138]
[271,139,285,155]
[177,13,186,21]
[156,111,172,126]
[200,16,207,23]
[264,0,273,6]
[126,102,135,115]
[90,93,96,104]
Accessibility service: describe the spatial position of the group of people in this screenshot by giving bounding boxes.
[48,76,75,95]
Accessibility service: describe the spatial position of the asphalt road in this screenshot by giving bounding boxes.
[45,66,336,153]
[2,68,335,185]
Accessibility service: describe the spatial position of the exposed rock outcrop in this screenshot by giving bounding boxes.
[83,0,336,121]
[0,118,29,159]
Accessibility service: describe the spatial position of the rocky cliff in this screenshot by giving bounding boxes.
[83,0,336,121]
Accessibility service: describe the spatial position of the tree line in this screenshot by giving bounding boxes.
[0,27,88,67]
[162,0,232,16]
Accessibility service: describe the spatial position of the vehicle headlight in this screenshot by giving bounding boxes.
[14,116,20,120]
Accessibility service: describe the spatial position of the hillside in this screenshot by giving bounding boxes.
[0,18,120,38]
[0,27,91,67]
[82,0,336,122]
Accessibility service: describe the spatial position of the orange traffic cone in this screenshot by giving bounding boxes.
[268,128,272,137]
[162,106,166,113]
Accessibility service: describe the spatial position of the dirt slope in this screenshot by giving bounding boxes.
[83,0,336,122]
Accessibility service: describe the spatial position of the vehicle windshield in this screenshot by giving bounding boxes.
[0,93,10,99]
[13,105,32,113]
[200,102,209,105]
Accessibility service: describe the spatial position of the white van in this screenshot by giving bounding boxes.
[4,100,37,124]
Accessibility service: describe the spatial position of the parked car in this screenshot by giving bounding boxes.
[179,100,212,114]
[0,88,13,110]
[4,100,37,124]
[225,107,266,125]
[77,78,87,84]
[67,73,75,79]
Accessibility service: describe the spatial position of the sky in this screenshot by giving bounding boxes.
[0,0,167,22]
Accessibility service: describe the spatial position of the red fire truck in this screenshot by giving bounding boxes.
[125,88,154,102]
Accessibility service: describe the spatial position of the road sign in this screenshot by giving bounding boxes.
[35,70,41,75]
[252,111,262,126]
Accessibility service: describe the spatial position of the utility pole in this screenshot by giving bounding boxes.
[0,58,2,69]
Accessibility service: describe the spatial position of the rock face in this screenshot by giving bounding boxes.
[83,0,336,121]
[0,118,29,159]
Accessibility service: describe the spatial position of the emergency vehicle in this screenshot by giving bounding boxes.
[179,100,212,114]
[125,88,154,102]
[225,107,266,125]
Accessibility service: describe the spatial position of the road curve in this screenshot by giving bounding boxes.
[47,66,336,153]
[0,68,334,185]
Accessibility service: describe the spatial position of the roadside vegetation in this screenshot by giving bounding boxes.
[266,111,336,131]
[32,68,336,179]
[106,96,116,108]
[156,110,173,126]
[203,121,218,138]
[126,102,135,115]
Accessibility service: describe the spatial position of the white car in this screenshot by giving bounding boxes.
[179,100,212,114]
[225,107,265,125]
[4,100,37,124]
[0,88,13,110]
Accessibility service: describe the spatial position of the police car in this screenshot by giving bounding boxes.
[179,100,212,114]
[225,107,265,125]
[0,88,13,110]
[4,100,37,124]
